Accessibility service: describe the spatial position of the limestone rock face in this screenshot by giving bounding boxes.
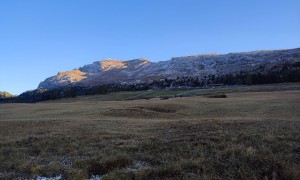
[38,48,300,89]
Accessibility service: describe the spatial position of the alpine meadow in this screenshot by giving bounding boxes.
[1,1,300,179]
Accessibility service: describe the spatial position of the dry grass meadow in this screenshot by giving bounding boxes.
[0,89,300,179]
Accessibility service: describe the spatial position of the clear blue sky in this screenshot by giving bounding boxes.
[1,0,299,95]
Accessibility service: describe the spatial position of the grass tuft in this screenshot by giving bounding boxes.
[88,155,132,176]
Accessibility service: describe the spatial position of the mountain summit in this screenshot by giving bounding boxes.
[39,48,300,89]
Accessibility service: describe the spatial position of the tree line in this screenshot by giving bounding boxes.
[150,62,300,87]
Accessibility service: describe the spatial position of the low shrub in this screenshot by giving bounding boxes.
[87,155,132,176]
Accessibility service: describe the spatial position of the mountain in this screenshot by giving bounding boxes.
[39,48,300,89]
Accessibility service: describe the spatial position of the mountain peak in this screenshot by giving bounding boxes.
[100,59,127,71]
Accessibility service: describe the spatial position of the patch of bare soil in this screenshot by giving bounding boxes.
[103,105,185,118]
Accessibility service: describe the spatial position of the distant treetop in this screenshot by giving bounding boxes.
[0,91,15,98]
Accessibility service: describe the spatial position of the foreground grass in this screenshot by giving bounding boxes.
[0,90,299,179]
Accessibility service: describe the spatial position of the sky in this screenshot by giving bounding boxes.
[0,0,300,95]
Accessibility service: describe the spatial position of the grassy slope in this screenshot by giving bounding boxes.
[55,82,300,102]
[0,88,300,179]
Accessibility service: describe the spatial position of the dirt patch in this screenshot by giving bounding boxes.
[137,106,177,113]
[205,93,227,98]
[104,108,153,117]
[104,105,182,118]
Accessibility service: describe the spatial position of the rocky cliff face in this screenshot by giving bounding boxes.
[38,48,300,89]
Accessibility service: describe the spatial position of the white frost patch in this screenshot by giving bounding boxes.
[88,175,104,180]
[125,161,149,172]
[35,174,62,180]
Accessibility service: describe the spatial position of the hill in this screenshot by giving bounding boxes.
[38,48,300,89]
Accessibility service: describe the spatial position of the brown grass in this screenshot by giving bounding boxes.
[0,90,299,179]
